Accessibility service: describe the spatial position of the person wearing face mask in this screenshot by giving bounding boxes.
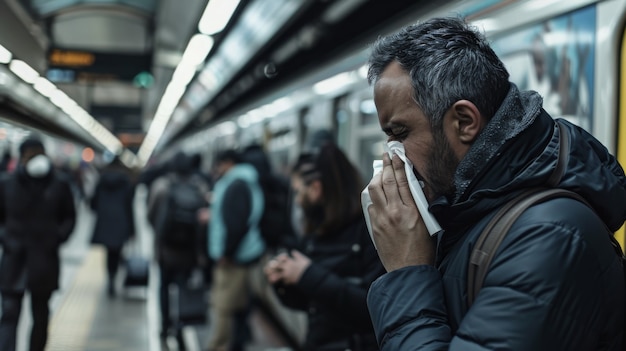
[264,142,385,351]
[0,137,76,351]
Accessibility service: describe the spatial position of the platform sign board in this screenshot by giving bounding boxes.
[46,48,152,83]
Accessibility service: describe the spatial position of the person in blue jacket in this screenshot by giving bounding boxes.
[364,17,626,350]
[206,149,266,351]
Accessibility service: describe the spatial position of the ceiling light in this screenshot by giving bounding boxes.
[9,60,39,84]
[171,65,196,88]
[198,0,241,35]
[33,77,57,97]
[181,34,214,67]
[198,70,217,90]
[217,121,237,135]
[360,99,377,115]
[120,150,138,168]
[358,65,368,79]
[471,19,497,33]
[0,44,11,64]
[322,0,368,23]
[313,72,355,95]
[0,72,8,86]
[50,89,74,109]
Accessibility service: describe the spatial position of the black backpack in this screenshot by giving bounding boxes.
[259,174,295,250]
[159,177,206,248]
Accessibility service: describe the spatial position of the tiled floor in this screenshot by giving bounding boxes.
[9,185,301,351]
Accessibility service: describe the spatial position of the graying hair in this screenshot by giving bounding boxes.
[368,17,510,130]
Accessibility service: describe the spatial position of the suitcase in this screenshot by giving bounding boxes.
[171,270,207,325]
[123,239,150,287]
[124,256,150,287]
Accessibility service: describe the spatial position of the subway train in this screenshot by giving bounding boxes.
[0,0,622,349]
[168,0,626,248]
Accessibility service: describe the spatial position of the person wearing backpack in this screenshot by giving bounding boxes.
[148,152,209,349]
[241,144,296,253]
[363,17,625,350]
[206,149,266,351]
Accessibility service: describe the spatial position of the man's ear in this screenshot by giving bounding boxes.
[448,100,484,144]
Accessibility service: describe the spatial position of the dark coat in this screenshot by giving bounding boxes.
[367,85,626,350]
[90,168,135,250]
[148,173,208,270]
[0,168,76,293]
[275,218,385,351]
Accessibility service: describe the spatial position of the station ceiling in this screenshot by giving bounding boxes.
[0,0,436,163]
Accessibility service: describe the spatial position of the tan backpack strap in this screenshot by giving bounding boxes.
[467,189,588,308]
[468,120,572,307]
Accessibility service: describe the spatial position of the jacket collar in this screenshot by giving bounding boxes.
[453,83,543,203]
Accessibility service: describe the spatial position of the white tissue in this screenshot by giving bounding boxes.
[361,160,383,250]
[387,141,442,236]
[361,142,442,250]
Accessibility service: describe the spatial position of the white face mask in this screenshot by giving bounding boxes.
[25,155,51,178]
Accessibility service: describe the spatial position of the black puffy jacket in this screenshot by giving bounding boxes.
[367,85,626,350]
[0,168,76,293]
[275,218,385,351]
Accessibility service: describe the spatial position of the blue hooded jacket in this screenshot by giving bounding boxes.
[209,163,265,264]
[367,84,626,350]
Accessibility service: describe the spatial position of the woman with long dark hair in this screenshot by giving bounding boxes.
[264,142,384,351]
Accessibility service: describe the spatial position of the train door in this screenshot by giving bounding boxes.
[333,93,351,153]
[265,113,299,175]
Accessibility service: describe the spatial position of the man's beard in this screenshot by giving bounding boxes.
[426,130,459,200]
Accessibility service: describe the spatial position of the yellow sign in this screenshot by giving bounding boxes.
[49,50,95,67]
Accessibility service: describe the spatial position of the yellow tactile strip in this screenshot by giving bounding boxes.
[46,247,105,351]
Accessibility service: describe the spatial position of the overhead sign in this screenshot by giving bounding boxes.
[46,48,152,83]
[49,50,95,67]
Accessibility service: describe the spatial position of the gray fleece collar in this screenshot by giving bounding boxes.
[453,84,544,202]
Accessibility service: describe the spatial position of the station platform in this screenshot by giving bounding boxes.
[6,185,305,351]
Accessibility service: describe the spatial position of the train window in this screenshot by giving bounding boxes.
[358,136,385,180]
[360,99,379,126]
[334,94,350,150]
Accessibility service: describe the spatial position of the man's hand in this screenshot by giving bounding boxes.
[263,250,312,285]
[367,152,435,271]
